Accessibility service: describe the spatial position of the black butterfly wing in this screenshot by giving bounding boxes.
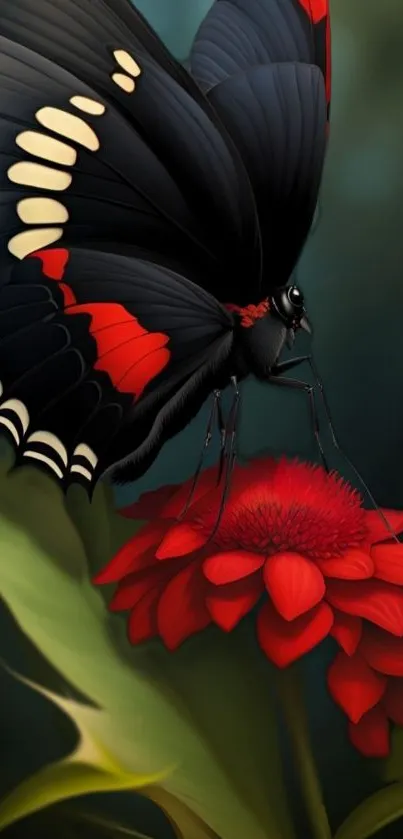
[0,0,261,302]
[209,63,327,286]
[0,247,233,489]
[189,0,330,290]
[190,0,331,114]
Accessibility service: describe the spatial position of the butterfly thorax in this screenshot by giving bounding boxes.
[226,286,311,380]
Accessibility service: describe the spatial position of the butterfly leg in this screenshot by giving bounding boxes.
[268,359,329,471]
[177,388,223,519]
[209,376,240,539]
[303,355,398,540]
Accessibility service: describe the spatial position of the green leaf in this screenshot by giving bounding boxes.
[147,788,220,839]
[0,668,171,832]
[75,813,153,839]
[0,447,293,839]
[334,782,403,839]
[0,804,155,839]
[384,727,403,782]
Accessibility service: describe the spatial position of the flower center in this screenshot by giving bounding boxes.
[194,465,368,560]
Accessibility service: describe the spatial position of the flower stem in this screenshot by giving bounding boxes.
[276,665,332,839]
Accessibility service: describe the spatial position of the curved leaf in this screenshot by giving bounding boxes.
[385,728,403,783]
[0,668,171,832]
[147,788,221,839]
[0,448,293,839]
[334,782,403,839]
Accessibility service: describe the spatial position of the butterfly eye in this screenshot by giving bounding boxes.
[287,286,304,308]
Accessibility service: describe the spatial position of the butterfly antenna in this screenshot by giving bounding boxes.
[309,353,400,543]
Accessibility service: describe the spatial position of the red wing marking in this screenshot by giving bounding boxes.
[297,0,331,113]
[29,248,171,399]
[31,247,70,281]
[225,298,270,328]
[297,0,327,24]
[68,302,170,398]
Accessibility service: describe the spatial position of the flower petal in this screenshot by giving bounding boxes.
[316,550,374,580]
[365,509,403,544]
[326,579,403,636]
[94,522,167,584]
[109,559,187,611]
[119,485,178,520]
[383,679,403,725]
[348,707,390,757]
[264,552,325,620]
[157,562,211,650]
[127,587,160,644]
[256,600,333,668]
[327,651,386,723]
[156,523,207,559]
[206,574,262,631]
[330,611,362,655]
[203,550,264,584]
[359,624,403,676]
[371,543,403,585]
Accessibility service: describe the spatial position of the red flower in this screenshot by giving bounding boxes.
[327,619,403,757]
[94,457,403,691]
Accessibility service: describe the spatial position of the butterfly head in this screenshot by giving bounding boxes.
[270,285,312,348]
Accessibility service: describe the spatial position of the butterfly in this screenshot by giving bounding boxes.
[0,0,331,494]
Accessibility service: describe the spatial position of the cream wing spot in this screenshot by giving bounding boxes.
[113,50,142,77]
[70,464,93,481]
[7,161,72,191]
[16,131,77,166]
[0,400,30,434]
[17,198,69,225]
[26,431,68,467]
[0,398,30,444]
[0,418,20,445]
[73,443,98,469]
[8,228,63,259]
[70,96,105,115]
[112,73,135,93]
[22,450,64,480]
[35,107,100,152]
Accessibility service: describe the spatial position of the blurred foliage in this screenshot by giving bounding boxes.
[2,807,153,839]
[0,442,293,839]
[0,667,169,832]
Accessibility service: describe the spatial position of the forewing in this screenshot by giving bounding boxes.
[0,0,261,298]
[190,0,331,114]
[0,247,233,489]
[209,63,327,289]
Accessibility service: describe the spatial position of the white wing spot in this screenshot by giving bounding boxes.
[26,431,68,467]
[7,161,72,191]
[0,398,30,444]
[0,399,29,433]
[22,450,64,480]
[113,50,142,78]
[70,464,93,482]
[0,418,20,445]
[111,73,135,94]
[17,198,69,225]
[8,228,63,259]
[35,107,100,151]
[73,443,98,469]
[16,131,77,166]
[69,95,106,115]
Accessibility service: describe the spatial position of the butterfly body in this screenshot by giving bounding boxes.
[0,0,331,490]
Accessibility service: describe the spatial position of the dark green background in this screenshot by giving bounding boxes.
[1,1,403,836]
